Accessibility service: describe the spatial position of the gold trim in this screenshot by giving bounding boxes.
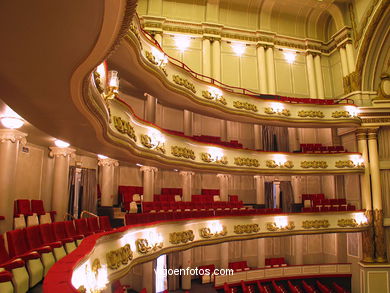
[112,116,137,142]
[335,160,363,168]
[172,75,196,93]
[234,224,260,234]
[106,244,133,270]
[169,230,195,244]
[332,110,351,118]
[266,160,294,168]
[298,110,324,118]
[264,107,291,116]
[136,238,163,254]
[234,157,259,167]
[140,134,166,154]
[301,161,328,169]
[233,101,258,112]
[266,221,295,232]
[202,90,227,105]
[199,226,227,238]
[201,152,228,165]
[302,220,330,229]
[171,145,195,160]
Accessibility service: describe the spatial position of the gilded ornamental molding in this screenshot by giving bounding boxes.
[234,224,260,234]
[266,221,295,232]
[136,238,163,254]
[297,110,324,118]
[332,110,352,118]
[302,220,330,229]
[202,90,227,105]
[49,146,76,158]
[98,158,119,167]
[266,160,294,168]
[169,230,195,244]
[171,146,195,160]
[233,101,258,112]
[140,134,166,154]
[234,157,259,167]
[264,107,291,116]
[172,75,196,93]
[199,226,227,239]
[112,116,137,142]
[335,160,363,168]
[106,244,133,270]
[300,161,328,169]
[201,152,228,165]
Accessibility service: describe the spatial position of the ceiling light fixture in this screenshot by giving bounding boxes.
[54,139,70,148]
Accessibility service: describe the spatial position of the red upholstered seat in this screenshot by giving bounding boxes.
[26,225,56,253]
[31,200,57,222]
[0,234,25,271]
[86,217,102,233]
[316,280,331,293]
[333,282,347,293]
[7,228,47,261]
[39,223,63,248]
[53,221,81,243]
[74,218,94,237]
[302,281,315,293]
[14,199,33,217]
[64,221,84,240]
[99,216,112,231]
[256,281,267,293]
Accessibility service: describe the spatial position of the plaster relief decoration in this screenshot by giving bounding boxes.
[335,157,364,168]
[266,216,295,232]
[264,103,291,116]
[266,159,294,169]
[302,220,330,229]
[234,224,260,234]
[338,213,368,228]
[140,133,166,154]
[300,161,328,169]
[171,146,195,160]
[129,22,142,47]
[173,75,196,93]
[234,157,259,167]
[201,149,228,165]
[169,230,195,244]
[297,110,324,118]
[113,116,137,142]
[233,101,258,112]
[76,259,108,293]
[200,222,227,239]
[202,88,227,105]
[136,233,164,254]
[106,244,133,270]
[144,49,168,76]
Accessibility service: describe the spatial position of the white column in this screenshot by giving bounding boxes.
[314,54,325,99]
[98,158,119,206]
[291,176,302,204]
[254,175,265,205]
[339,46,349,76]
[293,235,303,265]
[212,39,221,81]
[0,130,27,232]
[220,120,228,142]
[288,128,300,152]
[367,128,382,210]
[257,45,268,93]
[144,93,157,123]
[265,46,276,94]
[142,261,154,293]
[182,249,192,290]
[345,42,355,74]
[49,146,76,221]
[257,238,265,267]
[220,243,229,268]
[274,181,281,208]
[306,52,317,98]
[183,110,193,137]
[202,37,211,78]
[253,124,262,150]
[356,129,372,210]
[217,174,230,201]
[154,33,162,46]
[180,171,194,202]
[140,166,158,202]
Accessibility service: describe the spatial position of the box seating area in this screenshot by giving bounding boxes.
[255,94,339,105]
[301,194,355,212]
[229,261,250,272]
[265,257,287,268]
[0,216,112,293]
[300,144,347,153]
[222,278,350,293]
[13,199,56,229]
[125,208,282,225]
[118,186,143,204]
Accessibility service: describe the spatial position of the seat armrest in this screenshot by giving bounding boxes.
[18,251,41,261]
[0,258,25,270]
[0,271,13,282]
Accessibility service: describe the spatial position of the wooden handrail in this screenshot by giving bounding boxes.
[80,210,98,218]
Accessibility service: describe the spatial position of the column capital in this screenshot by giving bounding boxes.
[0,129,27,145]
[144,92,155,99]
[216,173,231,180]
[49,147,76,158]
[140,166,158,173]
[367,127,380,140]
[179,171,195,177]
[356,128,368,140]
[98,158,119,167]
[253,175,263,179]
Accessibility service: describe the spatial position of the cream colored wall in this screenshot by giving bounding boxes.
[329,50,344,97]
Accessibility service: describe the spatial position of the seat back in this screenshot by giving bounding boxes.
[31,200,46,215]
[75,218,92,235]
[7,229,30,257]
[25,225,45,250]
[53,221,67,240]
[14,215,26,230]
[213,195,221,202]
[15,199,32,216]
[27,215,39,227]
[99,216,112,232]
[40,213,52,224]
[132,194,141,202]
[64,221,78,237]
[39,223,57,244]
[86,217,100,233]
[0,235,11,264]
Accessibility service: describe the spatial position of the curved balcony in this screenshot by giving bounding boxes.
[107,15,361,127]
[43,210,368,292]
[87,74,364,175]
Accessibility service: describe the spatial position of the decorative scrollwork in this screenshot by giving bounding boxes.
[140,134,166,154]
[106,244,133,270]
[298,110,324,118]
[337,218,359,227]
[234,224,260,234]
[93,71,104,94]
[173,75,196,93]
[264,107,291,116]
[202,90,227,105]
[129,22,142,48]
[266,222,295,232]
[201,152,228,165]
[136,238,163,254]
[169,230,195,244]
[266,160,294,168]
[335,160,356,168]
[144,51,168,76]
[91,258,101,276]
[302,220,330,229]
[332,110,351,118]
[171,146,195,160]
[233,101,258,112]
[234,157,259,167]
[112,116,137,142]
[199,226,227,238]
[300,161,328,169]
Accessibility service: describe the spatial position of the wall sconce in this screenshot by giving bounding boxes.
[231,42,246,56]
[267,216,295,231]
[200,221,227,238]
[97,154,108,159]
[283,50,296,64]
[264,103,291,116]
[174,35,191,52]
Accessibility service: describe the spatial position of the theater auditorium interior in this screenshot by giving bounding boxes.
[0,0,389,292]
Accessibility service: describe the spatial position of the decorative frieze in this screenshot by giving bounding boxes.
[234,157,259,167]
[106,244,133,270]
[266,222,295,232]
[171,146,195,160]
[234,224,260,234]
[302,220,330,229]
[233,101,258,112]
[199,226,227,239]
[202,90,227,105]
[264,107,290,116]
[335,160,357,168]
[136,238,163,254]
[201,152,228,165]
[337,218,359,228]
[300,161,328,169]
[173,75,196,93]
[169,230,195,244]
[332,110,351,118]
[266,160,294,168]
[297,110,324,118]
[112,116,137,142]
[140,134,166,154]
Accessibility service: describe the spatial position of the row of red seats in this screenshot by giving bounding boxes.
[153,194,180,202]
[229,261,250,272]
[118,186,143,204]
[192,135,243,149]
[312,198,347,206]
[202,189,219,195]
[161,188,182,195]
[265,258,287,267]
[142,201,244,213]
[14,199,56,219]
[125,209,282,225]
[302,205,356,212]
[300,144,347,153]
[302,194,325,201]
